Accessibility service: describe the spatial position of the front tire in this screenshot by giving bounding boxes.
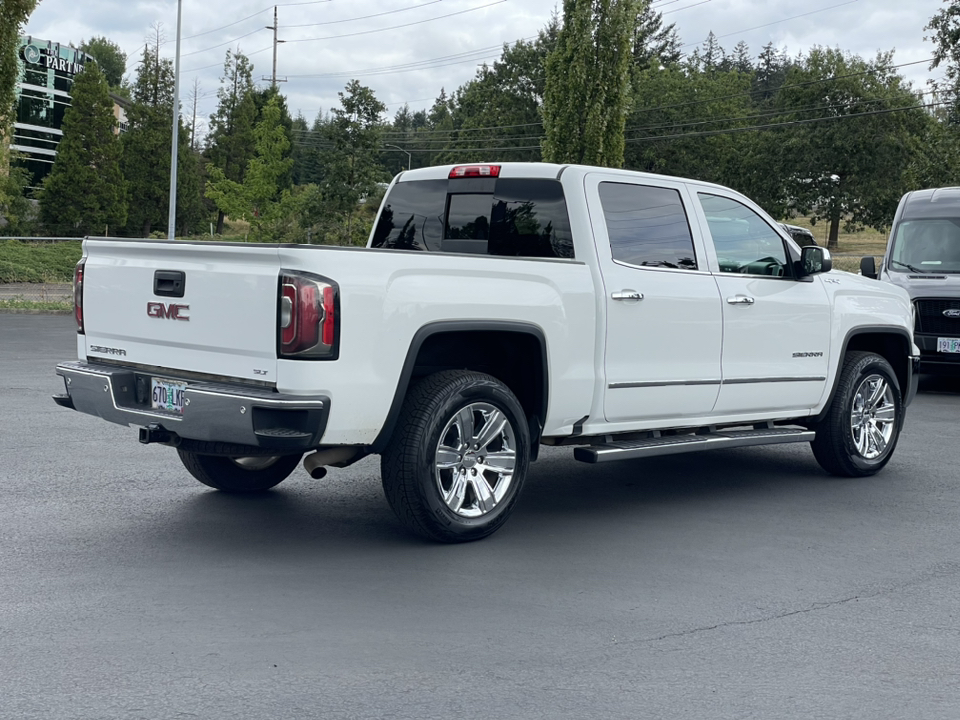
[811,351,903,477]
[381,370,530,543]
[177,450,302,492]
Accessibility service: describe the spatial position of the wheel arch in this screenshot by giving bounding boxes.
[370,321,549,455]
[815,326,913,423]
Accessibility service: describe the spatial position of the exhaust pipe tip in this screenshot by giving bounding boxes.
[303,447,359,479]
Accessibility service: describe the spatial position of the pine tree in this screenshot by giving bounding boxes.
[207,96,299,241]
[122,40,176,236]
[121,31,203,238]
[38,63,126,235]
[543,0,641,167]
[205,49,258,234]
[321,81,388,244]
[632,2,681,70]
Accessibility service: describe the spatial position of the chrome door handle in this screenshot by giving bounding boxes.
[726,295,755,305]
[611,290,644,301]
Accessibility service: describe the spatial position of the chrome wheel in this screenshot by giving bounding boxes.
[850,374,896,460]
[434,402,517,518]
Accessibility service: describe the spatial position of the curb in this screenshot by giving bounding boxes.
[0,308,72,315]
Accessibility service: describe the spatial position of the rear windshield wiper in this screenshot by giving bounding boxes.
[889,259,928,274]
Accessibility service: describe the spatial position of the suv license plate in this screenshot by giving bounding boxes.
[151,378,187,414]
[937,337,960,354]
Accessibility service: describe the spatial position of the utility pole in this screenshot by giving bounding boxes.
[167,0,183,240]
[263,7,287,89]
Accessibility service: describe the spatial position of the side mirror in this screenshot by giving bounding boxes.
[860,256,877,279]
[801,246,832,276]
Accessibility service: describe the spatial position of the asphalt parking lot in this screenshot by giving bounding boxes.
[3,314,960,720]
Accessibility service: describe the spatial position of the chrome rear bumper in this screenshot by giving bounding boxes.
[54,361,330,452]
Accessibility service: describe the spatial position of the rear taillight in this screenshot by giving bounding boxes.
[449,164,501,178]
[74,260,85,334]
[278,271,339,360]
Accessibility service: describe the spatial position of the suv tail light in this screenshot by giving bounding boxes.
[74,260,86,334]
[449,164,500,178]
[277,271,339,360]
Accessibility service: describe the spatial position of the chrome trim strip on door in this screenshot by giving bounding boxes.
[722,376,826,385]
[609,379,722,389]
[609,376,825,389]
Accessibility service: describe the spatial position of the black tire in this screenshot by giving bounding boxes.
[177,449,302,492]
[381,370,530,543]
[811,351,903,477]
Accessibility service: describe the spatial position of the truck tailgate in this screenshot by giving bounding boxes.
[82,239,282,383]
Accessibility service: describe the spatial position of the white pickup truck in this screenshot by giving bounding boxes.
[54,162,920,542]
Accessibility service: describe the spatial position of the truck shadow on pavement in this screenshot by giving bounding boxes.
[147,442,887,552]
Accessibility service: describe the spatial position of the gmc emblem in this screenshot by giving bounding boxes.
[147,302,190,321]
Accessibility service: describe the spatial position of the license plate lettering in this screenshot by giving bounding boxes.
[937,337,960,354]
[151,378,187,413]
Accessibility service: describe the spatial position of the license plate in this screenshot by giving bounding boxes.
[151,378,187,414]
[937,337,960,354]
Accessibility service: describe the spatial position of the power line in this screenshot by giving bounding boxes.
[662,0,713,16]
[283,0,444,29]
[180,0,506,66]
[182,0,334,40]
[681,0,861,48]
[365,98,942,151]
[284,0,509,44]
[631,57,935,115]
[624,100,944,142]
[283,42,518,79]
[181,27,265,58]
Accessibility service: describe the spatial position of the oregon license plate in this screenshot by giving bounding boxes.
[937,337,960,354]
[151,378,187,413]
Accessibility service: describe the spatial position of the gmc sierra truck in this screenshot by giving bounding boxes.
[54,162,920,542]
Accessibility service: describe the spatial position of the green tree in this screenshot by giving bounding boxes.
[542,0,641,167]
[122,29,201,237]
[775,48,929,247]
[1,0,40,209]
[205,48,257,234]
[38,63,126,235]
[317,80,388,245]
[79,36,126,89]
[425,28,556,165]
[122,40,175,236]
[632,2,681,70]
[206,96,299,241]
[927,0,960,124]
[624,63,753,189]
[0,160,33,234]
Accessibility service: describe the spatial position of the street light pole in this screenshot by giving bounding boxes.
[384,144,411,170]
[167,0,183,239]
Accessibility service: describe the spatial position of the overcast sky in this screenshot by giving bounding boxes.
[22,0,949,134]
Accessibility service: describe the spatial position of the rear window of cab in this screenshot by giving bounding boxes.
[371,178,575,259]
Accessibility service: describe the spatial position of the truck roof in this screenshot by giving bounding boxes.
[902,187,960,219]
[396,162,735,195]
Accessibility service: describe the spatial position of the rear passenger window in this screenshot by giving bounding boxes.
[371,178,574,259]
[599,183,697,270]
[370,179,446,251]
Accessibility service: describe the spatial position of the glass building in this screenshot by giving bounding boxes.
[11,37,96,190]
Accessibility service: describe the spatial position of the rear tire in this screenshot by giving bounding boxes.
[381,370,530,543]
[811,351,903,477]
[177,450,302,492]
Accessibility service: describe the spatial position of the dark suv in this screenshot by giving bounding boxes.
[861,187,960,374]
